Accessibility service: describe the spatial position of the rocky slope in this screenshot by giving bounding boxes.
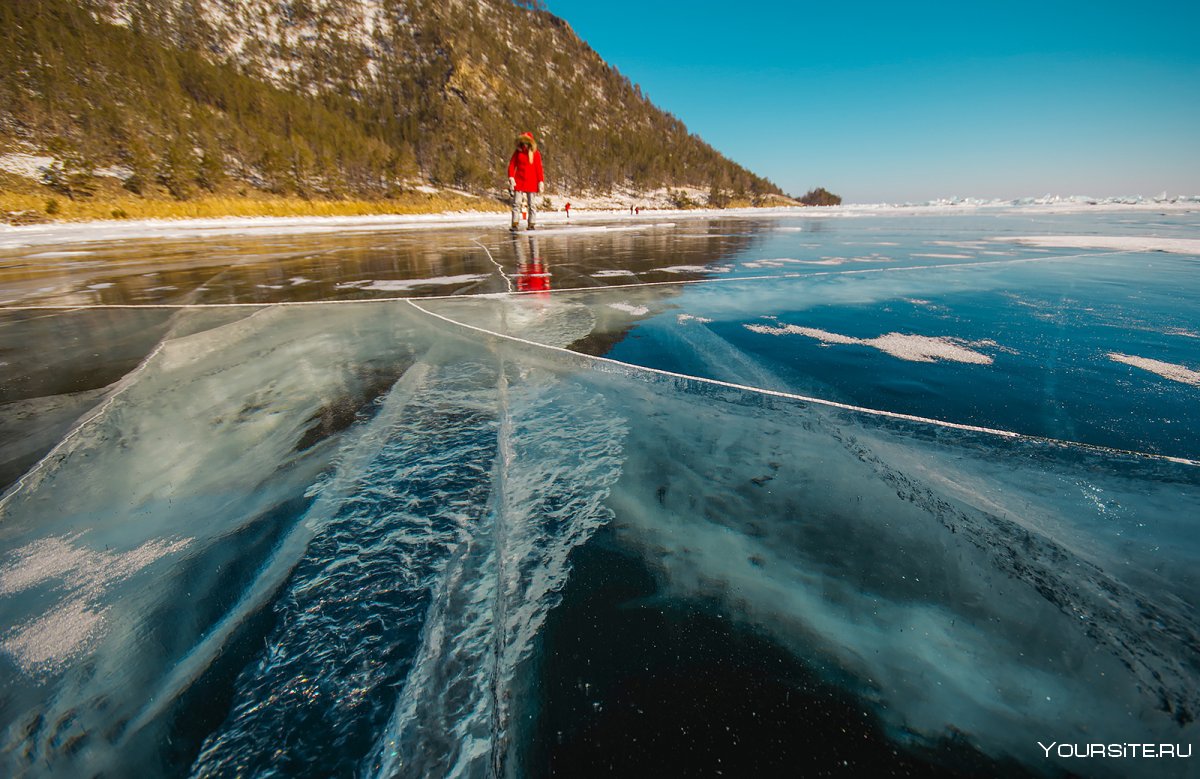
[0,0,784,202]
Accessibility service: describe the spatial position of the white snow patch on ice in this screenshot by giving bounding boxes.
[656,265,734,274]
[1004,236,1200,255]
[741,257,814,269]
[524,223,675,236]
[1108,353,1200,387]
[591,269,638,278]
[912,253,974,259]
[608,302,650,316]
[930,241,990,249]
[1,597,109,672]
[0,214,530,251]
[657,265,709,273]
[336,274,487,291]
[0,535,193,674]
[805,256,892,266]
[745,323,996,364]
[677,313,713,324]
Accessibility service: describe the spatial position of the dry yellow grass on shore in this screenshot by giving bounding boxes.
[0,190,506,224]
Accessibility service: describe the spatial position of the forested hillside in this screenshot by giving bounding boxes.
[0,0,785,206]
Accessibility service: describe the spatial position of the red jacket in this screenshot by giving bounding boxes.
[508,149,544,192]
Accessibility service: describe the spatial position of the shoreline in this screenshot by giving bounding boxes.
[1,200,1197,252]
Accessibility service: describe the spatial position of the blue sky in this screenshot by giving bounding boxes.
[545,1,1200,203]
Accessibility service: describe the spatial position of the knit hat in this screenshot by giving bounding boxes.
[515,132,537,151]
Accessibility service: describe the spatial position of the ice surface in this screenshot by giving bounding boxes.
[425,291,1200,775]
[2,209,1198,777]
[0,303,433,775]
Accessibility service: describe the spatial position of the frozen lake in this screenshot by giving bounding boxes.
[1,207,1198,777]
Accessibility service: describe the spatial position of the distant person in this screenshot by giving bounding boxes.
[630,205,634,216]
[565,201,571,219]
[635,206,641,215]
[507,132,544,231]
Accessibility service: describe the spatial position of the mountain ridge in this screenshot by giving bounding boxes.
[0,0,789,212]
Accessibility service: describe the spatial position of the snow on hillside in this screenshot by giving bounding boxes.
[82,0,399,92]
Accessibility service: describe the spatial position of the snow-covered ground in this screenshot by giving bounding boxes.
[0,151,132,181]
[2,200,1198,252]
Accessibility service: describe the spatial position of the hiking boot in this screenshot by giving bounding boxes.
[510,222,519,232]
[527,224,536,230]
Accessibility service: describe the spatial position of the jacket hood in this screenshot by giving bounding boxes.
[515,132,537,152]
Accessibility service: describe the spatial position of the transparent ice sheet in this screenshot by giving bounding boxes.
[1,211,1197,777]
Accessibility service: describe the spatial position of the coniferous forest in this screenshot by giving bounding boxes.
[0,0,804,213]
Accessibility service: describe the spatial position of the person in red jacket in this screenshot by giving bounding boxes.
[507,131,544,231]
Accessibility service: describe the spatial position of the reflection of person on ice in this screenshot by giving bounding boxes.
[508,131,544,231]
[513,233,551,294]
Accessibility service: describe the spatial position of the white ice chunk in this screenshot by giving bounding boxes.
[745,323,996,364]
[0,535,192,673]
[1108,353,1200,387]
[607,302,650,315]
[1004,236,1200,255]
[335,274,488,291]
[591,269,638,278]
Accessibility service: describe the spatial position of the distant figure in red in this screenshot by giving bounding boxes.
[635,206,641,215]
[508,131,544,231]
[564,201,571,219]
